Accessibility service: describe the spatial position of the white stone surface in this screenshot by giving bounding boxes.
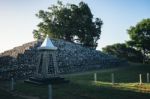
[39,36,57,50]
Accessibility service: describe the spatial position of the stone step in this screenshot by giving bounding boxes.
[29,77,64,82]
[24,79,43,85]
[24,77,69,85]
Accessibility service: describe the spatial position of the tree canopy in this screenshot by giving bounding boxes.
[102,43,143,63]
[127,18,150,63]
[102,18,150,63]
[33,1,103,48]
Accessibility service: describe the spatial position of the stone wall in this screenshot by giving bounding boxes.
[0,39,126,79]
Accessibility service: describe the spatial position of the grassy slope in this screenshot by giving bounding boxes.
[0,63,150,99]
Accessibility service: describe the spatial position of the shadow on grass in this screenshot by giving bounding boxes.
[0,88,25,99]
[13,80,150,99]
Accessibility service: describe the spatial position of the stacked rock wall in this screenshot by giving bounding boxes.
[0,39,125,79]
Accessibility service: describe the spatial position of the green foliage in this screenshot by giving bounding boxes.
[127,18,150,63]
[102,18,150,63]
[102,43,143,62]
[33,1,103,48]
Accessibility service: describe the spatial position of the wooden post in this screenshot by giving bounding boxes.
[111,73,114,85]
[48,84,52,99]
[11,78,14,91]
[139,74,142,85]
[147,73,149,83]
[94,73,97,82]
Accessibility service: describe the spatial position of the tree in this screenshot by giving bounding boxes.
[33,1,103,48]
[127,18,150,63]
[102,43,143,63]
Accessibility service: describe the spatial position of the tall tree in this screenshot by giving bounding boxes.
[127,18,150,63]
[102,43,143,63]
[33,1,103,48]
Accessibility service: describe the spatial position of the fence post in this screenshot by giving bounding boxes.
[139,74,142,85]
[94,73,97,82]
[11,77,14,91]
[48,84,52,99]
[111,73,114,85]
[147,73,149,83]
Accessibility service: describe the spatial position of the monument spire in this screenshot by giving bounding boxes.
[38,35,57,50]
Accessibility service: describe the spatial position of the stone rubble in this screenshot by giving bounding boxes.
[0,39,126,79]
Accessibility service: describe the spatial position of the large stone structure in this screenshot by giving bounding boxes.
[0,39,126,79]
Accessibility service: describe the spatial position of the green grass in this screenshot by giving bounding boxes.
[0,88,25,99]
[0,63,150,99]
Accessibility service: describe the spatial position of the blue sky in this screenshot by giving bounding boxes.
[0,0,150,52]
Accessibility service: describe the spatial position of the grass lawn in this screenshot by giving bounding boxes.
[0,63,150,99]
[0,88,25,99]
